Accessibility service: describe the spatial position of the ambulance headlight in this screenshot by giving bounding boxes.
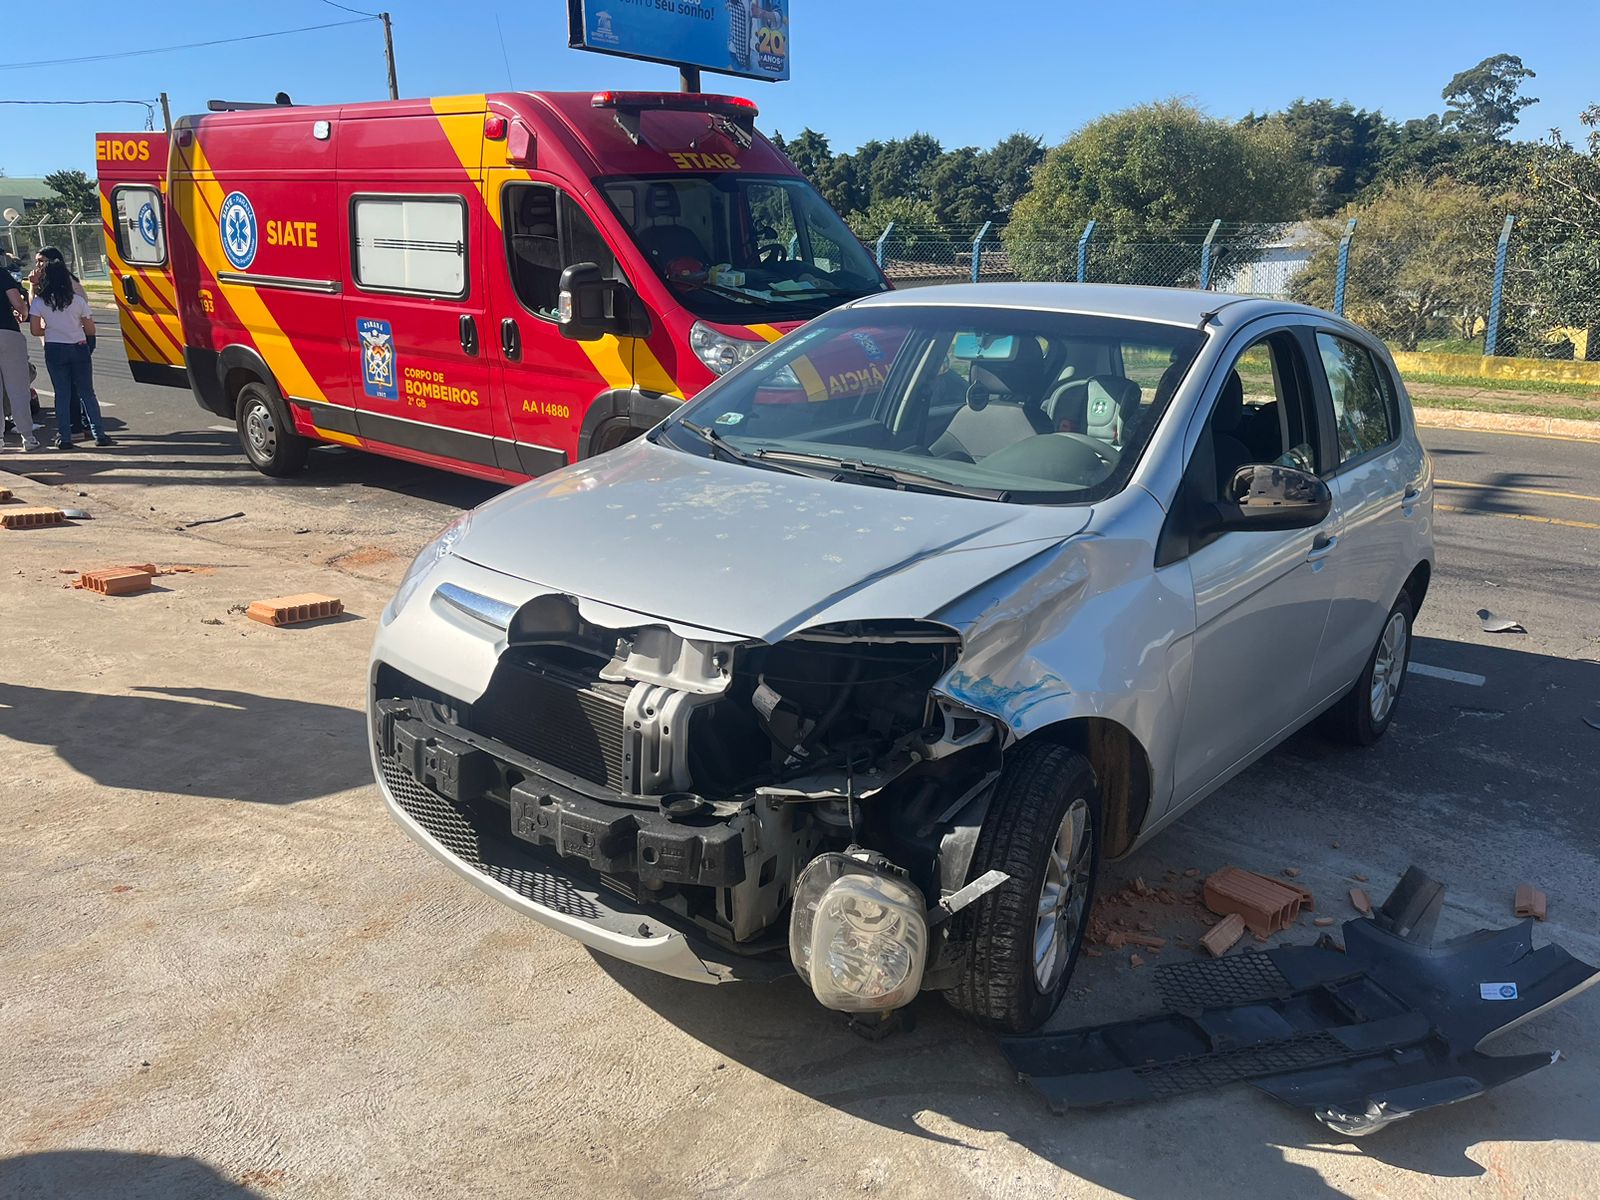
[383,511,473,624]
[690,321,763,375]
[789,853,928,1013]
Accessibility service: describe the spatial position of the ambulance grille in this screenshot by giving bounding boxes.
[465,657,629,791]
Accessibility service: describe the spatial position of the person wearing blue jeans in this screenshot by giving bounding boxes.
[28,260,111,449]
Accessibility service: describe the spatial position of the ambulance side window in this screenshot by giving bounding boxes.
[351,195,468,298]
[112,185,166,266]
[504,183,619,320]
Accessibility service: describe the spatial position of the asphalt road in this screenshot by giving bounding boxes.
[4,318,1599,1197]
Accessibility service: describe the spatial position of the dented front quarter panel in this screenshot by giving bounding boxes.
[932,486,1195,824]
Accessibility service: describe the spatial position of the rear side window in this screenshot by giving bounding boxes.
[352,196,467,297]
[112,185,166,266]
[1316,333,1397,463]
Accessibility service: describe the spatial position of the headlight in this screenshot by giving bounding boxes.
[690,321,764,375]
[382,510,473,624]
[790,852,928,1013]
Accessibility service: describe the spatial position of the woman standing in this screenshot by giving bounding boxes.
[0,258,40,449]
[28,260,112,449]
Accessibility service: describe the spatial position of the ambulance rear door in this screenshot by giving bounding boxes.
[96,131,187,388]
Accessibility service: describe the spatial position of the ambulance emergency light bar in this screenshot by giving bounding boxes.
[592,91,758,147]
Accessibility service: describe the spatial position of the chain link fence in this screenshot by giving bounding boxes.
[0,215,110,282]
[847,216,1597,362]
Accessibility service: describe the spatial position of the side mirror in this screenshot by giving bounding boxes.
[1205,464,1332,533]
[557,262,639,342]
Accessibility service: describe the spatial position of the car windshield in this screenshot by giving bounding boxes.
[660,306,1206,505]
[600,173,888,322]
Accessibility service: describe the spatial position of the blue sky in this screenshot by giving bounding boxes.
[1,1,1593,177]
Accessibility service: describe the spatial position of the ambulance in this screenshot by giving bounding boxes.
[95,92,889,479]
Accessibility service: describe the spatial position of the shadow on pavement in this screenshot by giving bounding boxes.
[0,683,370,804]
[0,1150,266,1200]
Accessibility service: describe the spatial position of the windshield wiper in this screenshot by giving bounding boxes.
[679,279,770,306]
[678,422,813,476]
[753,448,1012,501]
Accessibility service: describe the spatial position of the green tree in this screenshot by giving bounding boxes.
[35,168,98,222]
[867,133,944,206]
[977,133,1044,214]
[1442,54,1538,140]
[819,152,867,217]
[1291,178,1502,349]
[1247,99,1392,215]
[1518,103,1600,357]
[929,146,992,234]
[776,127,833,188]
[1002,101,1308,283]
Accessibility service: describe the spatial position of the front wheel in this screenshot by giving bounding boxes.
[1322,590,1414,746]
[945,741,1100,1033]
[236,381,310,477]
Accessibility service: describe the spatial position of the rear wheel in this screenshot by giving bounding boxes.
[1322,590,1414,746]
[945,741,1100,1033]
[236,380,309,477]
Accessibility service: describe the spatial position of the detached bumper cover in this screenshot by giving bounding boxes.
[1001,879,1598,1134]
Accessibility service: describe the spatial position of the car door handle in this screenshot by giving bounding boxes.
[119,274,142,306]
[459,314,479,357]
[1403,485,1422,503]
[1307,533,1338,561]
[500,317,521,362]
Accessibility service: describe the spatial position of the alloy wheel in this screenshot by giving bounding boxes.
[1369,610,1409,725]
[1033,797,1094,992]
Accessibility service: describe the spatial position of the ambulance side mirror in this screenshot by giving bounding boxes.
[558,262,638,341]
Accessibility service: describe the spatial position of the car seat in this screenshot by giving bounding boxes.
[928,337,1053,461]
[1210,371,1255,497]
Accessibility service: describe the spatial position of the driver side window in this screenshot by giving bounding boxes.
[503,184,619,319]
[1197,332,1323,508]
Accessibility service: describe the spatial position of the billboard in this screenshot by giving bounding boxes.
[568,1,790,83]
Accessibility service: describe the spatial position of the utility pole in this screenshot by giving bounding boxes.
[380,12,399,100]
[158,92,172,134]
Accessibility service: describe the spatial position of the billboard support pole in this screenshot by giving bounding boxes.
[679,66,702,93]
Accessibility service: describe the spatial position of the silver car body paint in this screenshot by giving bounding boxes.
[370,283,1434,981]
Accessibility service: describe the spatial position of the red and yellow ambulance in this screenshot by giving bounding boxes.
[96,91,889,479]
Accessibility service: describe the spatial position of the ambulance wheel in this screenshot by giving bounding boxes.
[236,381,309,477]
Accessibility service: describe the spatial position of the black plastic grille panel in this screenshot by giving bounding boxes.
[465,658,628,790]
[382,753,600,919]
[1134,1031,1348,1099]
[1155,951,1295,1010]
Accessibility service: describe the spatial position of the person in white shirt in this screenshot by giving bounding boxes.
[0,262,40,450]
[28,260,112,449]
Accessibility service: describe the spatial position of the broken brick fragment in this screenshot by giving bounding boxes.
[0,506,66,529]
[0,488,12,502]
[75,568,153,596]
[1283,867,1302,878]
[1131,877,1150,896]
[245,593,344,627]
[1313,916,1336,927]
[1352,873,1369,882]
[1200,913,1245,957]
[1128,954,1145,968]
[1350,888,1372,915]
[1104,930,1128,950]
[1084,947,1102,958]
[1514,884,1548,921]
[1124,933,1166,951]
[1203,867,1312,935]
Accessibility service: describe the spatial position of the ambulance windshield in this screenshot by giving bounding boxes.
[601,174,887,322]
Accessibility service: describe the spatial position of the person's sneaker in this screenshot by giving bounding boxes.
[95,434,115,447]
[22,438,41,452]
[3,418,14,436]
[54,440,75,451]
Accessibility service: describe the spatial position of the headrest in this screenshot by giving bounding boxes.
[646,183,680,218]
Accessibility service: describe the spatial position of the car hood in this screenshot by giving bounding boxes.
[455,439,1093,642]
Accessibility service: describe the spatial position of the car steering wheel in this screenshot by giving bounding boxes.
[758,243,787,266]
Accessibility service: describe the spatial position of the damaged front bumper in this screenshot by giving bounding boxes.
[370,700,788,986]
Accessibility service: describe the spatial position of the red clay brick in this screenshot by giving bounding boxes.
[1125,932,1167,951]
[1200,913,1245,957]
[0,506,66,529]
[246,593,344,627]
[1350,887,1372,915]
[1203,867,1311,935]
[75,568,153,596]
[1514,884,1548,921]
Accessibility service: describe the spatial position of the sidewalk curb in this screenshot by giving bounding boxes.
[1413,405,1600,443]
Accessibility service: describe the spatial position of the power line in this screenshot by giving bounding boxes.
[314,0,380,16]
[0,98,156,130]
[0,18,375,72]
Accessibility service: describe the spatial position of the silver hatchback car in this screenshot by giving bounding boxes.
[370,284,1433,1032]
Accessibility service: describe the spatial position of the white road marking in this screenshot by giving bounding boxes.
[1408,662,1486,687]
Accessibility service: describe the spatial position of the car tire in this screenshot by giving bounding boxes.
[944,741,1100,1033]
[1322,590,1415,746]
[236,380,310,477]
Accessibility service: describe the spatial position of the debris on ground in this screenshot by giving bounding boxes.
[0,506,67,530]
[1283,867,1302,878]
[200,618,225,626]
[245,593,345,627]
[1314,916,1337,927]
[1352,873,1369,882]
[1515,884,1549,921]
[59,507,91,520]
[1128,954,1145,968]
[1200,914,1245,957]
[1203,867,1314,936]
[0,487,12,502]
[1000,866,1599,1136]
[183,511,246,529]
[74,567,154,596]
[1350,888,1373,914]
[1477,608,1526,634]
